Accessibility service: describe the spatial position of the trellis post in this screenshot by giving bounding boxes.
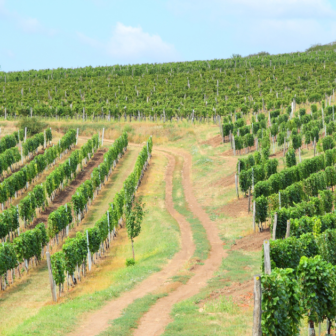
[86,230,92,271]
[263,240,271,275]
[46,252,57,302]
[286,219,291,238]
[272,213,277,240]
[252,275,262,336]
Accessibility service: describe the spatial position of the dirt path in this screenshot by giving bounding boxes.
[68,151,195,336]
[132,149,226,336]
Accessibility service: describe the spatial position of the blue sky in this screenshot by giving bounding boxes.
[1,0,336,72]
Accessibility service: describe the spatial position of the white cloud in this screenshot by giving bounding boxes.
[167,0,336,53]
[78,22,179,63]
[0,0,56,35]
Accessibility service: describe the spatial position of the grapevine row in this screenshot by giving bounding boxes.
[49,137,152,297]
[0,132,127,290]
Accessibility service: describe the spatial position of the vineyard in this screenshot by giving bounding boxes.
[1,43,336,336]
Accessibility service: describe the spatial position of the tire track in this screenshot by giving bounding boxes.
[132,148,226,336]
[68,151,195,336]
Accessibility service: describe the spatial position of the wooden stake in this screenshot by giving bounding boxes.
[252,275,262,336]
[286,219,291,238]
[253,201,256,233]
[235,174,239,199]
[86,230,92,271]
[263,240,272,275]
[46,252,57,302]
[272,213,277,240]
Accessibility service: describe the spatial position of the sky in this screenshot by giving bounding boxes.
[1,0,336,72]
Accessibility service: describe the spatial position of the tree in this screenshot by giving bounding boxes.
[126,198,145,260]
[16,117,47,136]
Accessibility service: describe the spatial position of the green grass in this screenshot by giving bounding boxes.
[162,250,261,336]
[172,154,210,262]
[98,293,167,336]
[5,154,181,336]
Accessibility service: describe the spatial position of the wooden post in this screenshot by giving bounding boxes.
[252,168,254,192]
[279,191,281,209]
[272,213,277,240]
[86,230,92,271]
[76,128,79,145]
[253,201,256,233]
[263,240,271,275]
[107,211,111,244]
[46,252,57,302]
[286,219,291,238]
[102,128,105,146]
[252,275,262,336]
[232,135,236,156]
[235,174,239,199]
[220,123,224,143]
[24,127,27,142]
[248,188,251,212]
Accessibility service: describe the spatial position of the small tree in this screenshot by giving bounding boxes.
[126,198,145,260]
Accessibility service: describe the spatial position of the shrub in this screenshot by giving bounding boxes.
[126,258,136,267]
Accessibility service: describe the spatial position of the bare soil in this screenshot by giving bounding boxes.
[201,134,222,148]
[231,228,271,252]
[219,197,250,218]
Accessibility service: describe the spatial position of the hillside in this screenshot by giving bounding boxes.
[0,48,335,120]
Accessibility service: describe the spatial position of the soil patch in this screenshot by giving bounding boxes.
[219,197,250,218]
[200,279,254,309]
[200,134,222,148]
[231,228,271,252]
[212,172,235,189]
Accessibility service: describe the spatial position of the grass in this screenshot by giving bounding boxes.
[1,150,180,336]
[98,293,167,336]
[162,250,261,336]
[172,154,210,263]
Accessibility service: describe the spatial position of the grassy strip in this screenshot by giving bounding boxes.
[172,155,210,263]
[98,293,167,336]
[6,154,180,336]
[162,250,260,336]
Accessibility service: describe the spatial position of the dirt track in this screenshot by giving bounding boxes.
[133,149,226,336]
[68,151,195,336]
